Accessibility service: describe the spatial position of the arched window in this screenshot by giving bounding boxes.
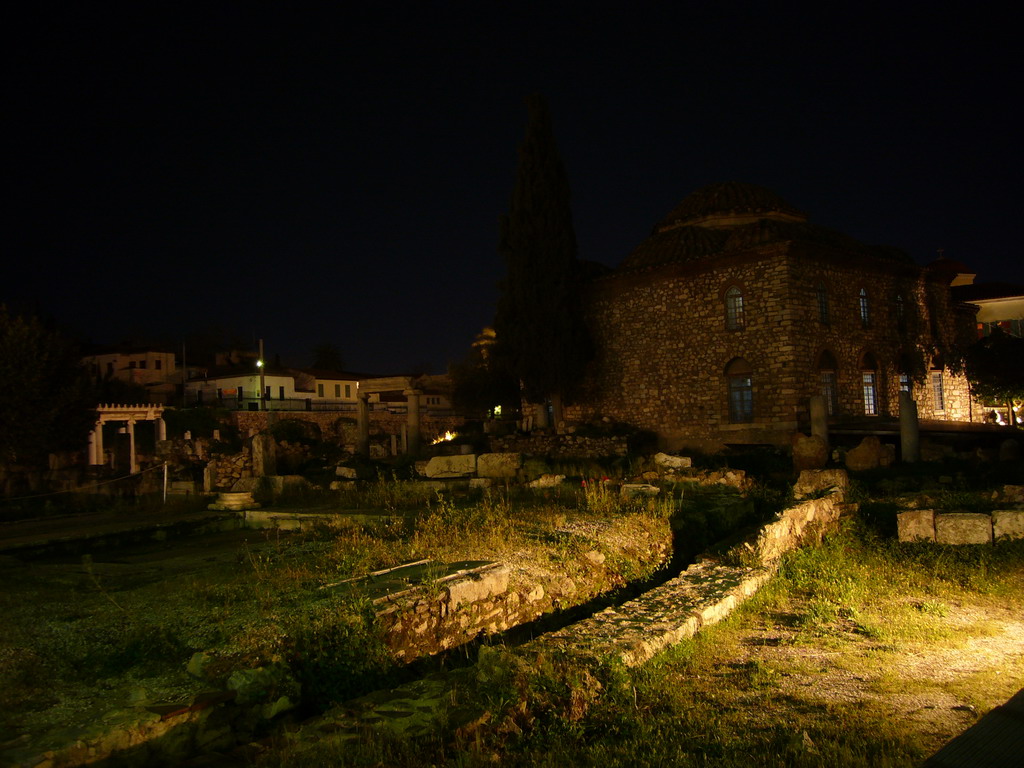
[815,350,839,415]
[859,288,870,328]
[725,357,753,423]
[816,283,830,325]
[860,351,878,416]
[725,287,745,330]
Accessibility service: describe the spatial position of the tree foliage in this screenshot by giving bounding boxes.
[449,328,521,418]
[0,307,97,464]
[494,94,592,405]
[964,327,1024,412]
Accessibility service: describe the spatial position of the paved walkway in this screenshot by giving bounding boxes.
[925,687,1024,767]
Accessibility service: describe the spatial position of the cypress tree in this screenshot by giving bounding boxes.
[494,94,592,410]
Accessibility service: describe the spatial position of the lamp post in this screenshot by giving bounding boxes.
[257,338,266,411]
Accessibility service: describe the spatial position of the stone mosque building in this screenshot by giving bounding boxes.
[565,182,978,451]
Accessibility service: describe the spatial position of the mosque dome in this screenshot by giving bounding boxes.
[656,181,807,232]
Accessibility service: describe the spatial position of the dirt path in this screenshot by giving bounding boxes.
[728,599,1024,753]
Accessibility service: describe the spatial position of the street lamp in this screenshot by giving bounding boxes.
[257,338,266,411]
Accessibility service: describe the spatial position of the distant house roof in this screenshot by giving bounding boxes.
[952,282,1024,302]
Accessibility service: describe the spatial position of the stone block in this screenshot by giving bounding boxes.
[935,513,993,545]
[897,509,935,542]
[791,433,828,471]
[793,469,849,499]
[425,454,477,478]
[446,565,510,608]
[653,452,692,470]
[993,510,1024,541]
[251,433,277,477]
[1001,485,1024,504]
[527,474,565,488]
[844,436,885,471]
[335,465,358,480]
[469,477,492,489]
[477,452,522,478]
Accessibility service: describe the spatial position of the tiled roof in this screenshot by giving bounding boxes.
[656,181,806,230]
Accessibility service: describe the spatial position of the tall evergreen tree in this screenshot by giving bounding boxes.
[494,94,592,409]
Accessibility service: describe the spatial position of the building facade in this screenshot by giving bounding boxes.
[566,182,978,450]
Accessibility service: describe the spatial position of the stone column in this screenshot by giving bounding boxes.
[899,390,920,463]
[357,393,370,457]
[88,421,104,465]
[809,395,829,447]
[127,417,138,474]
[533,402,550,430]
[404,389,422,454]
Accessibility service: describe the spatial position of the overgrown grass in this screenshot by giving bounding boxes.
[261,518,1024,767]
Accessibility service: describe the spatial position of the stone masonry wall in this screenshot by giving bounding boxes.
[567,243,974,450]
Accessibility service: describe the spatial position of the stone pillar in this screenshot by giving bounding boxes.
[404,389,421,454]
[357,393,370,458]
[88,421,104,465]
[533,402,550,430]
[156,418,167,442]
[127,417,138,474]
[809,395,829,447]
[899,391,920,463]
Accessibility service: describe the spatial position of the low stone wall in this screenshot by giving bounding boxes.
[488,433,629,459]
[898,509,1024,544]
[375,530,671,661]
[528,490,847,668]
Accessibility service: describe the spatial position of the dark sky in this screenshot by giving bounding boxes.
[8,3,1022,374]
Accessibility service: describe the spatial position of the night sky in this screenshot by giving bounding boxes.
[8,4,1022,375]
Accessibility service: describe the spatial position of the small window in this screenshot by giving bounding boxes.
[931,370,945,412]
[345,384,352,398]
[816,283,830,324]
[334,384,341,398]
[725,287,745,330]
[725,358,753,423]
[317,383,324,397]
[129,361,137,369]
[859,288,870,328]
[899,373,910,393]
[155,359,162,370]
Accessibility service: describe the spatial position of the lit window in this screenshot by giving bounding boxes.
[859,289,870,328]
[862,372,878,415]
[816,283,830,324]
[725,287,745,330]
[899,373,910,393]
[931,370,945,412]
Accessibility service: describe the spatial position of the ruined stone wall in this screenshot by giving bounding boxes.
[567,243,976,450]
[488,433,628,459]
[230,411,465,450]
